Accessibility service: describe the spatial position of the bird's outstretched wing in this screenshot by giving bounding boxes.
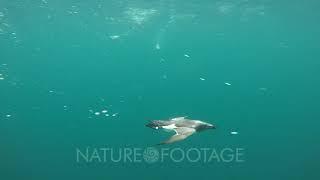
[157,127,196,145]
[170,116,187,121]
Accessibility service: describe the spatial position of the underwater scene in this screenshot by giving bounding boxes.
[0,0,319,179]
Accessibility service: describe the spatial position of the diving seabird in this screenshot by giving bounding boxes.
[146,117,215,145]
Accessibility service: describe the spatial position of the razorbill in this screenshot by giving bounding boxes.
[146,117,215,145]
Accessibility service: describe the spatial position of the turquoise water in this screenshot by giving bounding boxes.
[1,0,319,179]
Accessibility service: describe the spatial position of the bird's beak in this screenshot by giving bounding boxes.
[209,124,216,129]
[145,123,153,128]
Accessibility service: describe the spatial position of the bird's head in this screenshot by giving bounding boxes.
[145,120,162,130]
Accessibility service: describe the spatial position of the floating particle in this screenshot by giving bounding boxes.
[160,58,165,63]
[2,23,9,28]
[200,77,206,81]
[216,32,225,37]
[231,131,238,135]
[94,112,100,116]
[0,77,4,80]
[162,74,167,79]
[105,114,110,117]
[5,114,11,118]
[112,113,118,117]
[89,109,94,113]
[31,106,41,111]
[49,90,54,93]
[101,110,108,113]
[279,42,289,48]
[110,35,120,40]
[155,43,160,50]
[224,82,232,86]
[184,54,190,58]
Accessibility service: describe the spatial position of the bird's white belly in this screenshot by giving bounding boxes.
[162,124,177,130]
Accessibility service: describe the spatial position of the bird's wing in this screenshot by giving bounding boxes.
[158,127,196,145]
[171,116,187,121]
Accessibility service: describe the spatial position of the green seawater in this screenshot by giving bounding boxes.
[1,0,319,179]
